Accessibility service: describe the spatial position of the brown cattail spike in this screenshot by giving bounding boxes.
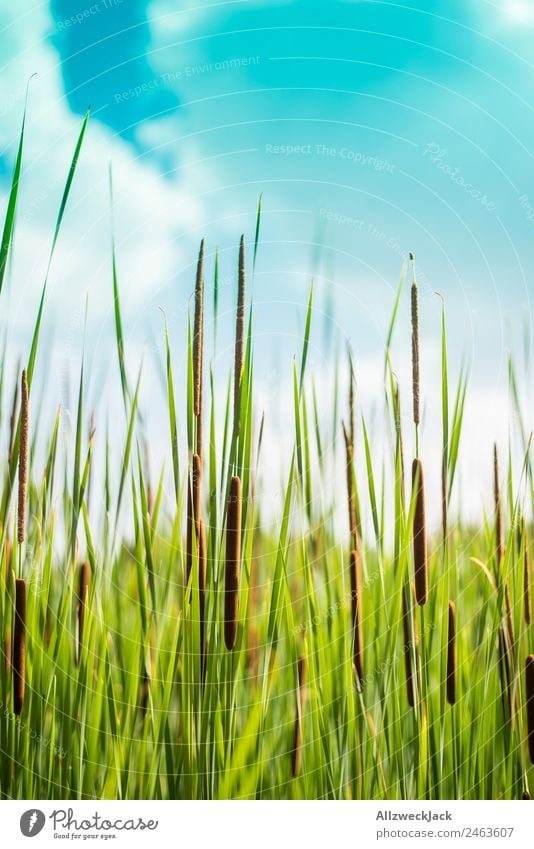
[186,453,202,586]
[526,655,534,764]
[234,236,246,433]
[77,561,91,665]
[446,601,457,705]
[402,585,417,708]
[224,475,241,650]
[17,370,29,545]
[493,443,504,566]
[522,790,531,800]
[412,458,428,605]
[13,578,26,715]
[193,240,204,456]
[349,549,364,683]
[410,254,420,429]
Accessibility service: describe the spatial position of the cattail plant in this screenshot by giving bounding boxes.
[234,235,246,433]
[291,654,307,778]
[526,654,534,764]
[224,475,241,650]
[17,369,29,545]
[402,584,417,708]
[186,453,202,586]
[349,548,364,683]
[13,578,26,715]
[412,458,428,605]
[77,560,91,665]
[446,601,456,705]
[410,252,420,431]
[193,239,205,458]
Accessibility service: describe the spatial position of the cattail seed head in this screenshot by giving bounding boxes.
[446,601,457,705]
[13,578,26,715]
[410,254,420,428]
[17,370,29,545]
[77,560,91,665]
[526,654,534,764]
[291,655,307,778]
[234,236,246,432]
[349,548,364,683]
[412,458,428,605]
[522,790,531,800]
[224,475,241,650]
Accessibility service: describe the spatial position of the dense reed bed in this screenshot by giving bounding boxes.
[0,113,533,801]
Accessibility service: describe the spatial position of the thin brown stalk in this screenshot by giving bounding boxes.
[291,655,307,778]
[412,458,428,605]
[193,239,205,457]
[526,654,534,764]
[446,601,456,705]
[13,578,26,715]
[410,252,420,429]
[402,585,417,708]
[342,421,358,546]
[186,453,202,586]
[493,443,504,567]
[234,235,246,433]
[349,548,364,683]
[77,560,91,665]
[224,475,241,651]
[17,370,29,545]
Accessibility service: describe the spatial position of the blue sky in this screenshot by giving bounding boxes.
[1,0,534,517]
